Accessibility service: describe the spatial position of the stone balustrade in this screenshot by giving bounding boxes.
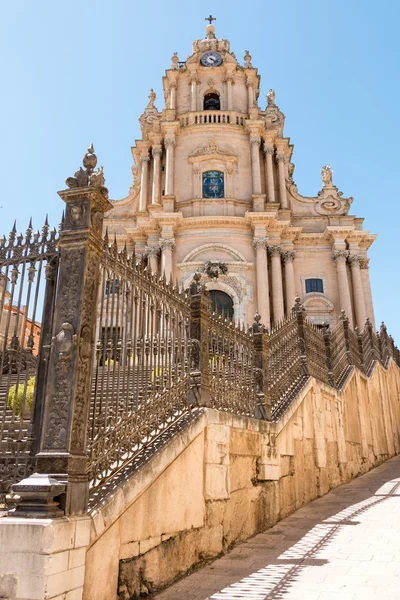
[179,110,246,128]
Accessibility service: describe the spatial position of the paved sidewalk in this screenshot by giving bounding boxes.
[154,456,400,600]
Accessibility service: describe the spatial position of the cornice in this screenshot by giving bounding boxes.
[178,215,250,230]
[177,260,252,272]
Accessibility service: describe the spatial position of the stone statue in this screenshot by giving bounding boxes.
[171,52,179,69]
[267,89,275,106]
[244,50,252,68]
[147,89,156,108]
[321,164,333,186]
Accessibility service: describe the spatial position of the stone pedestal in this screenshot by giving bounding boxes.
[162,195,175,213]
[0,515,91,600]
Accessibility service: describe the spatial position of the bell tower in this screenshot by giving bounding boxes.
[106,20,376,332]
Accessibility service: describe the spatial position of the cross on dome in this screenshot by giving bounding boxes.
[205,15,216,24]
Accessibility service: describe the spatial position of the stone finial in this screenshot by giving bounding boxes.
[293,296,304,313]
[147,89,156,108]
[189,271,203,294]
[65,145,108,197]
[267,89,275,106]
[321,164,333,187]
[171,52,179,69]
[244,50,252,68]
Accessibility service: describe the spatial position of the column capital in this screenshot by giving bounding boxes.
[189,70,199,83]
[224,71,235,83]
[263,143,274,155]
[160,238,175,250]
[151,146,162,158]
[348,254,362,267]
[275,153,286,164]
[169,78,178,89]
[268,244,282,257]
[140,154,150,164]
[253,237,268,250]
[332,249,349,263]
[145,245,160,257]
[250,137,261,147]
[360,257,370,269]
[246,77,254,88]
[164,137,176,148]
[282,250,296,263]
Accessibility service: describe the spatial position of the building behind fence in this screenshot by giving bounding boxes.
[0,146,399,518]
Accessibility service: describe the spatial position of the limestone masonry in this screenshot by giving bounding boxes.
[106,22,376,330]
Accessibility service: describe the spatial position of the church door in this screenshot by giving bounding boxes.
[210,290,234,320]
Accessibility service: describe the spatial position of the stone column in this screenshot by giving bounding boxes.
[253,237,271,329]
[160,238,175,281]
[268,245,284,324]
[250,137,262,195]
[164,137,175,196]
[139,152,150,212]
[190,72,198,111]
[283,250,296,315]
[151,146,162,206]
[226,74,234,110]
[146,246,159,274]
[26,146,112,516]
[349,254,367,330]
[276,153,288,209]
[263,143,276,203]
[169,79,177,110]
[333,250,353,326]
[360,257,376,329]
[246,80,254,112]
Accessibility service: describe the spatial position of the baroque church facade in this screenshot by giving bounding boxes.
[105,21,376,331]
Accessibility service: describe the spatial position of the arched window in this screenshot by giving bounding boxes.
[204,93,220,110]
[305,278,324,294]
[210,290,234,320]
[203,171,224,198]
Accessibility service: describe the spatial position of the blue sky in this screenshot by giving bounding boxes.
[1,1,399,338]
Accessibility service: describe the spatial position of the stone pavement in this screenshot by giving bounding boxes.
[154,455,400,600]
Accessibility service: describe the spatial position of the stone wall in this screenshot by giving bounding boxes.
[81,360,400,600]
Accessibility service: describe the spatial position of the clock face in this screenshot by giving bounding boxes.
[201,51,222,67]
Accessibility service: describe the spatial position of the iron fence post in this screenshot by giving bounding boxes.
[379,322,391,367]
[13,146,112,517]
[341,310,353,367]
[322,323,335,387]
[252,313,271,420]
[189,274,211,407]
[355,326,365,373]
[294,297,309,376]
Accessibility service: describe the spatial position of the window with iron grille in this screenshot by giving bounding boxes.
[305,278,324,294]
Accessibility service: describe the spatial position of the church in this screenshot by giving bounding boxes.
[105,19,376,331]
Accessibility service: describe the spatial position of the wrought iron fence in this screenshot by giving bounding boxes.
[208,312,256,417]
[0,218,59,501]
[330,315,351,387]
[303,322,330,386]
[2,148,400,517]
[267,305,308,420]
[361,319,381,376]
[87,235,191,494]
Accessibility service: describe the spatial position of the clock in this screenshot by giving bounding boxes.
[201,51,222,67]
